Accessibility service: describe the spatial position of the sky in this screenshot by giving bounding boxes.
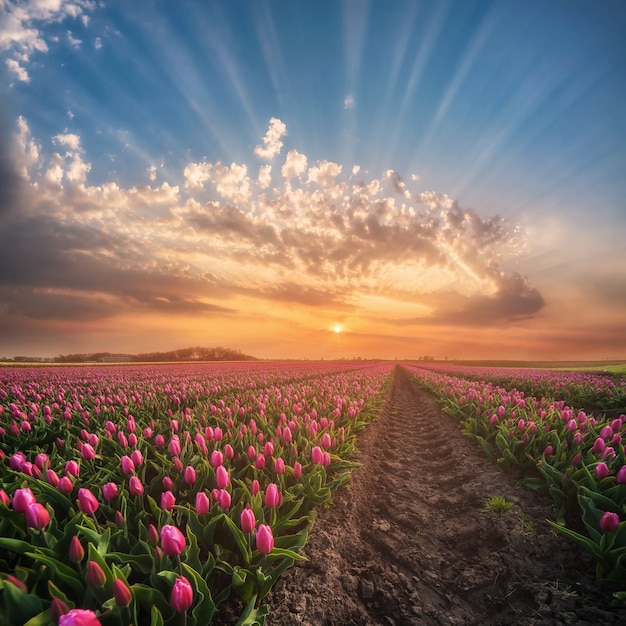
[0,0,625,361]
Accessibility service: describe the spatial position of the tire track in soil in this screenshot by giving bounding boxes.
[220,366,623,625]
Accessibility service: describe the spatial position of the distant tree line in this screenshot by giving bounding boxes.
[1,347,257,363]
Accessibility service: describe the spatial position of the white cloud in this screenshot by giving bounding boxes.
[148,165,157,182]
[307,160,342,187]
[411,173,420,181]
[54,132,81,151]
[254,117,287,160]
[213,162,251,204]
[257,164,272,189]
[183,161,212,189]
[352,165,360,176]
[5,57,29,81]
[94,36,102,49]
[66,30,81,47]
[281,149,307,180]
[344,95,355,110]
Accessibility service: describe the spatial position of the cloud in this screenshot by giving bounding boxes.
[344,94,355,110]
[254,117,287,160]
[0,0,95,78]
[1,114,540,333]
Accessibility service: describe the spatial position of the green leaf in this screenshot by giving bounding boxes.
[222,515,251,565]
[181,562,217,625]
[235,594,269,626]
[25,551,84,596]
[150,604,165,626]
[0,580,43,625]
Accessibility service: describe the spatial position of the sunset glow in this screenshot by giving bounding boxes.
[0,1,625,361]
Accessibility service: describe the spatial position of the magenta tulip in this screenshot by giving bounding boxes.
[58,476,73,494]
[616,465,626,485]
[169,435,181,456]
[161,524,186,556]
[102,482,118,502]
[46,469,60,487]
[170,576,194,612]
[218,489,231,509]
[65,460,80,477]
[78,488,99,514]
[162,476,174,491]
[12,487,35,513]
[69,536,85,563]
[595,462,610,480]
[25,502,50,529]
[59,608,102,626]
[80,443,96,461]
[275,457,285,474]
[255,524,274,555]
[250,479,260,496]
[311,446,323,464]
[293,461,302,480]
[130,449,144,466]
[120,455,135,475]
[599,511,620,532]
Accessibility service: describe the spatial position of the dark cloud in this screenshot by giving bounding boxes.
[391,272,545,327]
[0,111,24,220]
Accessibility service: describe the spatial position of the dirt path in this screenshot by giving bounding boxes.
[264,365,623,625]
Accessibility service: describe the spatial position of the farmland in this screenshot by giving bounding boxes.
[1,362,625,625]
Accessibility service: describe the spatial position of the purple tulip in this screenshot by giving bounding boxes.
[161,524,186,556]
[599,511,620,533]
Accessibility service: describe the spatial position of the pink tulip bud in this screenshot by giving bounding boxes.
[321,433,332,449]
[592,437,606,455]
[147,523,159,546]
[255,524,274,554]
[5,574,27,592]
[293,461,302,480]
[58,608,102,626]
[169,435,181,457]
[162,476,174,491]
[224,444,234,459]
[102,482,118,502]
[218,489,231,509]
[78,488,99,514]
[0,490,9,507]
[160,490,176,511]
[173,457,183,472]
[210,450,223,468]
[311,446,323,464]
[599,511,620,533]
[50,597,70,622]
[184,465,197,485]
[322,451,331,467]
[113,578,132,607]
[129,476,144,496]
[240,507,256,533]
[250,479,260,496]
[616,465,626,484]
[247,446,256,460]
[256,454,266,470]
[595,462,610,480]
[12,487,36,513]
[65,460,80,477]
[195,491,210,515]
[161,524,186,556]
[264,483,280,508]
[130,450,144,466]
[35,453,49,470]
[80,443,96,461]
[86,561,106,587]
[69,536,85,563]
[155,434,165,447]
[216,465,230,488]
[58,476,73,495]
[543,445,554,457]
[120,455,135,475]
[115,510,125,527]
[25,502,50,529]
[264,441,274,457]
[170,576,194,613]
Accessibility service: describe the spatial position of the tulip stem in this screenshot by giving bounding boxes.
[91,512,101,533]
[176,553,182,575]
[40,530,51,550]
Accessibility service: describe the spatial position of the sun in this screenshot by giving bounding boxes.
[332,324,343,334]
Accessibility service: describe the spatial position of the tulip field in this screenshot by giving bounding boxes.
[2,360,625,626]
[403,363,626,593]
[0,362,392,625]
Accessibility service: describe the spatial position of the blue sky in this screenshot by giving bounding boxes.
[1,0,625,360]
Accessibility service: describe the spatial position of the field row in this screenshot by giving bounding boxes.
[404,363,626,594]
[0,362,393,625]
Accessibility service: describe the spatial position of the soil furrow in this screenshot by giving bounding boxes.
[226,366,624,625]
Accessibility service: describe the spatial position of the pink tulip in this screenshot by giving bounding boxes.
[250,479,260,496]
[218,489,231,509]
[616,465,626,484]
[0,490,9,507]
[224,444,234,459]
[210,450,223,468]
[154,434,165,447]
[50,597,70,622]
[80,443,96,461]
[129,476,144,496]
[69,536,85,563]
[311,446,323,464]
[130,450,144,467]
[59,608,102,626]
[275,457,285,474]
[170,576,194,612]
[293,461,302,480]
[12,488,35,513]
[195,492,210,515]
[113,578,132,607]
[65,460,80,477]
[599,511,620,533]
[25,502,50,529]
[321,433,332,449]
[120,455,135,475]
[240,507,256,533]
[255,454,266,470]
[160,490,176,511]
[216,465,230,488]
[163,476,174,491]
[184,465,197,485]
[173,457,183,472]
[169,435,181,456]
[322,451,331,467]
[102,482,118,502]
[264,483,280,508]
[543,445,554,457]
[592,437,606,455]
[161,524,186,556]
[58,476,73,494]
[595,462,610,480]
[255,524,274,554]
[264,441,274,457]
[78,488,99,514]
[86,561,106,587]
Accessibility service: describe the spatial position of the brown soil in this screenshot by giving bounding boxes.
[225,366,625,625]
